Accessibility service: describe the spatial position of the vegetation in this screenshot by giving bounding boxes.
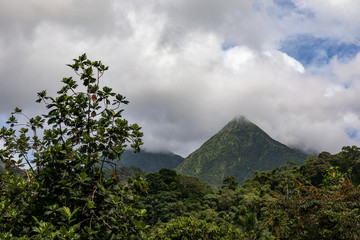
[176,115,308,188]
[149,216,243,240]
[0,55,359,239]
[138,146,360,239]
[0,54,146,239]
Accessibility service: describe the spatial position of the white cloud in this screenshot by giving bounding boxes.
[332,53,360,85]
[291,0,360,41]
[223,46,257,72]
[264,51,305,73]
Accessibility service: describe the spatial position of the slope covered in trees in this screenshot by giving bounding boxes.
[141,147,360,239]
[115,149,184,172]
[176,115,308,188]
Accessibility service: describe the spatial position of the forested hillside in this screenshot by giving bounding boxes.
[177,115,308,188]
[115,149,184,172]
[140,146,360,239]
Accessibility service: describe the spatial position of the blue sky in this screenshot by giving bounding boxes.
[281,35,360,67]
[223,34,360,69]
[346,127,359,140]
[1,0,360,156]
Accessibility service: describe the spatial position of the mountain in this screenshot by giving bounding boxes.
[176,116,308,188]
[116,149,184,172]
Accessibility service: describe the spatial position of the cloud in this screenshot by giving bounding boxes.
[1,0,360,157]
[290,0,360,41]
[0,0,115,37]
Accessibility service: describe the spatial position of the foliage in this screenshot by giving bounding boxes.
[223,176,239,190]
[301,146,360,186]
[176,116,308,188]
[269,175,360,239]
[191,147,360,240]
[0,54,147,239]
[140,169,212,226]
[149,216,244,240]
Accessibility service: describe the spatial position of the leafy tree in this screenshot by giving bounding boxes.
[178,174,211,198]
[0,54,147,239]
[149,216,244,240]
[140,169,211,226]
[223,176,239,190]
[300,147,360,186]
[237,212,273,240]
[300,153,333,186]
[268,172,360,239]
[331,146,360,185]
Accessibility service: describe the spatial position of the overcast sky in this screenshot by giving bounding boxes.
[1,0,360,157]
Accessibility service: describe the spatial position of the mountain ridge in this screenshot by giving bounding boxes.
[115,149,184,172]
[176,116,308,188]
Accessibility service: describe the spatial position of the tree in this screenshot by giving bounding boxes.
[269,171,360,239]
[223,176,239,190]
[140,169,211,227]
[0,54,147,239]
[149,216,244,240]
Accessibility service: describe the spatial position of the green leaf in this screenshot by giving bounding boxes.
[0,55,145,239]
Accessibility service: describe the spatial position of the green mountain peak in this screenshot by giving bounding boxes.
[176,116,308,188]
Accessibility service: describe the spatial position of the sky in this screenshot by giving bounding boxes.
[1,0,360,157]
